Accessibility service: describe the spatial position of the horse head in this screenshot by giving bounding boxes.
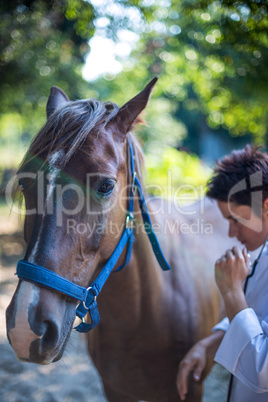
[6,78,157,364]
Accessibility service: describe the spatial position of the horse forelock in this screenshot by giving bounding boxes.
[13,98,146,205]
[18,96,144,168]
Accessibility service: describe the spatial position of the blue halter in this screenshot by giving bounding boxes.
[16,137,171,332]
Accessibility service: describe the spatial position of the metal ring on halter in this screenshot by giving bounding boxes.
[83,287,97,309]
[132,172,137,195]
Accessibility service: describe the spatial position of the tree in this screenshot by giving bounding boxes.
[0,0,147,142]
[0,0,95,117]
[1,0,267,149]
[90,0,268,146]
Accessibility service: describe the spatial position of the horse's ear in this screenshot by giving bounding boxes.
[110,77,158,139]
[46,86,69,118]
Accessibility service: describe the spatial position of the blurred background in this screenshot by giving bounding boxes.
[0,1,267,400]
[1,0,267,200]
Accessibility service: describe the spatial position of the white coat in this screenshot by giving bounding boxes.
[213,242,268,401]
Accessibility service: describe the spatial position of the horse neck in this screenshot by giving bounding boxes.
[98,205,164,330]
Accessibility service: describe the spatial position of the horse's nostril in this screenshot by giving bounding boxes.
[40,318,60,350]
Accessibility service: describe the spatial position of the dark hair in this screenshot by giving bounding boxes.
[206,145,268,214]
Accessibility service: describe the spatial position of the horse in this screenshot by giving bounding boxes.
[6,78,231,401]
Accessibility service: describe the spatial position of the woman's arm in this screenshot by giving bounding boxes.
[215,246,268,392]
[214,308,268,392]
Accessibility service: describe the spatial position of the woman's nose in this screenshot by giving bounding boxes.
[228,221,238,238]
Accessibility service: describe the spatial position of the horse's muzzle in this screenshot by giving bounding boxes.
[6,281,76,364]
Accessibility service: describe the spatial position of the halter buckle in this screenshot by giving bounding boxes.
[83,286,97,309]
[125,212,134,229]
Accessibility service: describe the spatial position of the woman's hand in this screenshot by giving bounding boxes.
[176,341,207,400]
[176,331,224,400]
[215,246,250,296]
[215,246,250,321]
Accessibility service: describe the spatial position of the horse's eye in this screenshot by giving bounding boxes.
[96,179,116,198]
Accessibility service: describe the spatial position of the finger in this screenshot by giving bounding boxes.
[178,386,186,401]
[177,359,195,400]
[242,247,250,268]
[177,368,188,400]
[232,246,243,258]
[218,254,226,262]
[242,247,248,260]
[215,255,226,269]
[225,249,234,259]
[193,362,204,382]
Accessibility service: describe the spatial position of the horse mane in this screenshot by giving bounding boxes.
[18,98,145,181]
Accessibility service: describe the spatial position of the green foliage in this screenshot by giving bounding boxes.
[136,97,187,153]
[65,0,95,38]
[0,0,97,165]
[90,0,267,145]
[0,0,267,186]
[0,0,94,114]
[145,147,211,201]
[133,0,268,142]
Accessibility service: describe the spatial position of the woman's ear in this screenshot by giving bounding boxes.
[263,198,268,217]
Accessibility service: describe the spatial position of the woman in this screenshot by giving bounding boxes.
[177,145,268,401]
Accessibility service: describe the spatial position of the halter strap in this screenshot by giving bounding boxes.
[16,137,171,333]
